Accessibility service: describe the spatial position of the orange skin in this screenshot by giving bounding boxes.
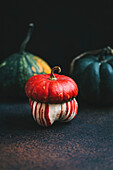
[25,74,78,104]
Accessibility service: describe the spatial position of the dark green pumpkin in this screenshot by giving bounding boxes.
[0,23,51,100]
[70,46,113,105]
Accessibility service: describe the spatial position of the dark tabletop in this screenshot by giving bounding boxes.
[0,101,113,170]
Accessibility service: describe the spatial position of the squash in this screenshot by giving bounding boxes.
[0,23,51,100]
[70,46,113,105]
[25,66,78,126]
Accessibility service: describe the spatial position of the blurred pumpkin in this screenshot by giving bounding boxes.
[70,46,113,105]
[0,23,51,100]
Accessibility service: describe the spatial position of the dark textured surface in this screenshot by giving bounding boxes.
[0,101,113,170]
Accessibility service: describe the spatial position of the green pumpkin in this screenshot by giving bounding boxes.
[0,23,51,100]
[70,46,113,105]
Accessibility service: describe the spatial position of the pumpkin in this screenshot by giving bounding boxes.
[0,23,51,100]
[70,46,113,105]
[25,66,78,126]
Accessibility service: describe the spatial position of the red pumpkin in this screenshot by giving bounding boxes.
[25,66,78,126]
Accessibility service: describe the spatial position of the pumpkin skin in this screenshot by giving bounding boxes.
[0,23,51,100]
[25,66,78,126]
[25,74,78,104]
[70,46,113,105]
[29,98,78,126]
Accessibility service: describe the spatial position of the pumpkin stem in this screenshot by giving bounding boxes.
[19,23,34,54]
[99,46,113,61]
[49,66,61,80]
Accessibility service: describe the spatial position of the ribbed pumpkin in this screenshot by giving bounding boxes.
[70,46,113,105]
[25,66,78,126]
[0,23,51,100]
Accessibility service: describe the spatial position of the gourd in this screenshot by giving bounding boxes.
[70,46,113,105]
[25,66,78,126]
[0,23,51,100]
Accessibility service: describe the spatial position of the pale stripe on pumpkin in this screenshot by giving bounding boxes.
[29,98,78,126]
[64,98,77,122]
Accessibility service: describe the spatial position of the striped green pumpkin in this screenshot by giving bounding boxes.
[0,23,51,100]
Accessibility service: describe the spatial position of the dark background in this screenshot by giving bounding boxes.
[1,2,113,169]
[1,1,113,75]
